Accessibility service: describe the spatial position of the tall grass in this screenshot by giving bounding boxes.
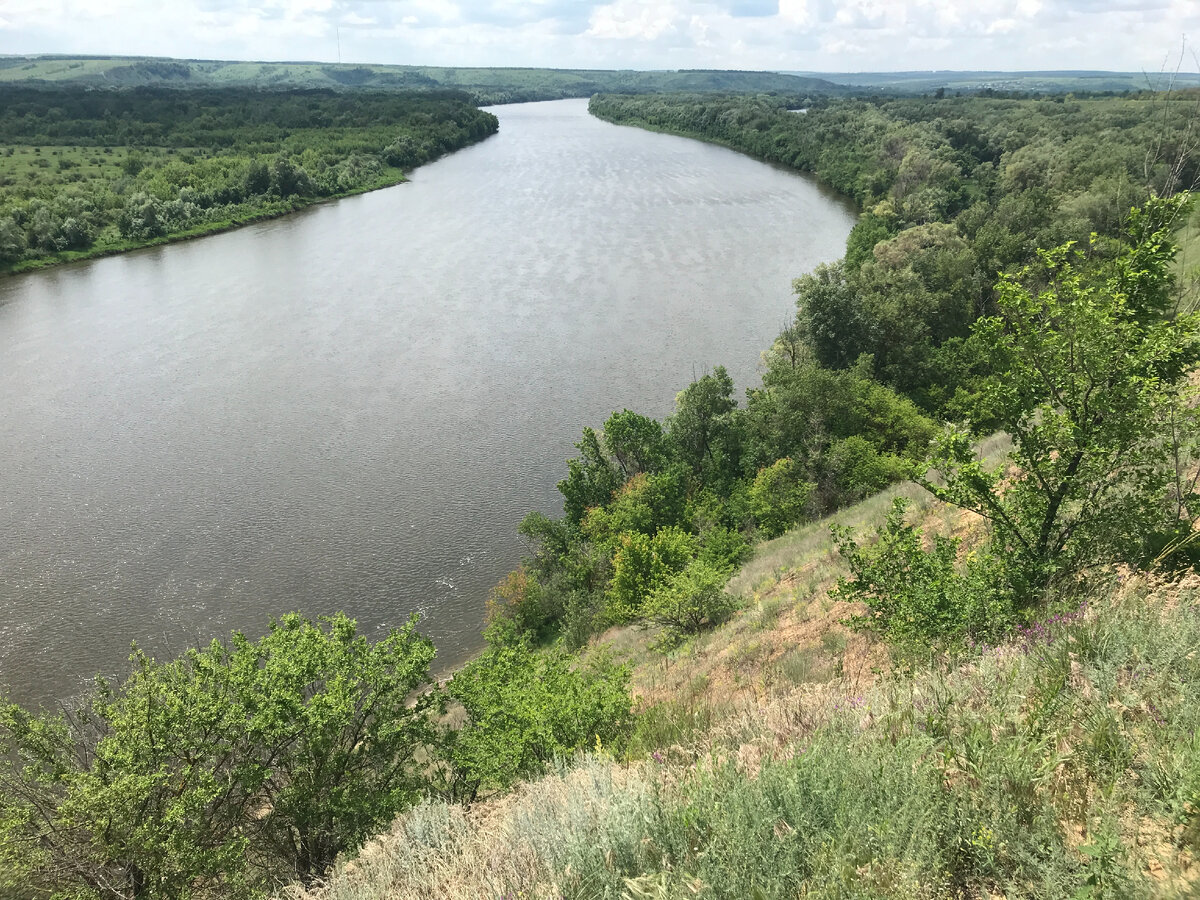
[296,572,1199,899]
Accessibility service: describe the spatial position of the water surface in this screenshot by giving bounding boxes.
[0,99,855,707]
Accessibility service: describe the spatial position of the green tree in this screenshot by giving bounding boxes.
[667,365,740,484]
[239,614,439,881]
[558,426,622,527]
[0,216,25,265]
[793,262,869,370]
[606,525,698,622]
[921,194,1200,599]
[643,558,737,636]
[602,409,669,478]
[749,457,815,538]
[0,613,440,896]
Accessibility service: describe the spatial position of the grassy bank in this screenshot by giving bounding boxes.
[295,477,1200,899]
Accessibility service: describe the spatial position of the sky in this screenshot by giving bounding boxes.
[0,0,1197,74]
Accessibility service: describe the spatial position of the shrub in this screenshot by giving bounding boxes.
[606,526,698,623]
[832,498,1017,647]
[643,559,737,637]
[749,457,815,538]
[442,637,632,802]
[0,614,440,894]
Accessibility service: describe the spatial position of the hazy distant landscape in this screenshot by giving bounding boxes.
[7,54,1199,101]
[0,55,852,103]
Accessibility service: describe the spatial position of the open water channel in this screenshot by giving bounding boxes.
[0,99,855,707]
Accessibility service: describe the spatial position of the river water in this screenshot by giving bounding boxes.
[0,99,855,708]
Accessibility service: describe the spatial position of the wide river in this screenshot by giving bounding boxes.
[0,99,855,708]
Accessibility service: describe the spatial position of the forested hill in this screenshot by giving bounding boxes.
[0,56,851,104]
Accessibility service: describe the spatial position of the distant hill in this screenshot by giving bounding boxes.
[788,69,1200,94]
[0,56,852,103]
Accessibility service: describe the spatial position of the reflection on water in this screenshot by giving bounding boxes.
[0,99,855,707]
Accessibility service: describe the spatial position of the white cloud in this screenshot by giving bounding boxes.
[586,1,682,41]
[0,0,1197,72]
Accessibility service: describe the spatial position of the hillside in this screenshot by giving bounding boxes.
[790,69,1200,95]
[0,56,851,103]
[294,486,1200,899]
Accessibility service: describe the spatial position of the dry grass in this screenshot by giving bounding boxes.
[294,571,1200,900]
[285,756,648,900]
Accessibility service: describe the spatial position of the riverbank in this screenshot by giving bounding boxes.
[0,86,500,276]
[2,168,413,275]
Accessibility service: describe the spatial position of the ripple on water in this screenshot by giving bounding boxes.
[0,99,855,707]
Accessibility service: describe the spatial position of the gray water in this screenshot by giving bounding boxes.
[0,99,855,708]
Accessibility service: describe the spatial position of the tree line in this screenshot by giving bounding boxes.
[0,87,499,270]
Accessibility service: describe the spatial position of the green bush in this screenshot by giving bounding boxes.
[442,636,632,802]
[643,559,738,637]
[749,457,815,538]
[0,614,440,895]
[832,498,1016,647]
[606,525,698,622]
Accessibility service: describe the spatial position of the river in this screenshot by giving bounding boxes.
[0,99,855,708]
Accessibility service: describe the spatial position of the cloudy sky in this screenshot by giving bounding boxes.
[0,0,1196,73]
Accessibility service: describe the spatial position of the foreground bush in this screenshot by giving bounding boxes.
[0,614,441,897]
[833,497,1017,648]
[441,628,632,803]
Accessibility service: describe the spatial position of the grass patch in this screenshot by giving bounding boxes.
[300,573,1200,900]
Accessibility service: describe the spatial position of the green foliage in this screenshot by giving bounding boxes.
[668,365,740,485]
[697,524,752,571]
[485,566,552,636]
[793,262,868,369]
[442,637,632,801]
[223,614,440,880]
[833,498,1017,647]
[643,559,738,637]
[0,87,498,270]
[749,457,815,538]
[606,526,698,623]
[602,409,669,478]
[0,614,439,896]
[921,194,1200,600]
[821,435,910,503]
[558,426,621,527]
